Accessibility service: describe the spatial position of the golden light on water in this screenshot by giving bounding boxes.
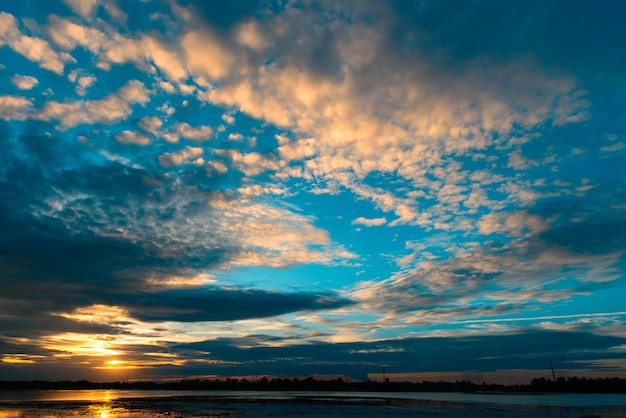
[89,404,112,418]
[88,391,116,418]
[0,411,22,417]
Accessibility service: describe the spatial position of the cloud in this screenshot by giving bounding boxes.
[225,202,355,268]
[63,0,99,18]
[216,149,279,177]
[478,211,549,237]
[121,288,353,323]
[349,196,625,328]
[141,35,188,82]
[235,19,268,51]
[168,330,626,381]
[174,122,214,141]
[1,0,624,382]
[221,113,235,124]
[37,80,151,128]
[0,12,71,75]
[177,1,591,230]
[181,28,234,80]
[351,217,387,227]
[75,75,97,96]
[0,119,355,348]
[114,130,152,146]
[36,2,596,236]
[10,75,38,90]
[0,96,32,120]
[46,15,186,81]
[159,146,203,167]
[601,142,625,153]
[46,14,107,52]
[137,116,163,134]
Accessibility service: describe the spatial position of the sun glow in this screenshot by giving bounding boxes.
[43,333,124,358]
[95,359,138,370]
[1,354,44,364]
[56,304,132,325]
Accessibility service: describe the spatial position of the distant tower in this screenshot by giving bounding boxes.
[550,363,556,381]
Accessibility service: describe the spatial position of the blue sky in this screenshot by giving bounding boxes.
[1,0,625,384]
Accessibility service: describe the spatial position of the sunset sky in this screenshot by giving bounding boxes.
[1,0,626,384]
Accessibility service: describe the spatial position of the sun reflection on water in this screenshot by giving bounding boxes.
[0,411,23,418]
[89,402,115,418]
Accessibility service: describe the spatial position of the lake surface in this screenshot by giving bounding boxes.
[1,390,625,417]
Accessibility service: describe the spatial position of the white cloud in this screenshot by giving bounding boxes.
[47,16,186,82]
[37,80,151,129]
[226,203,355,268]
[173,3,591,234]
[157,102,175,117]
[10,74,38,90]
[46,14,106,52]
[221,113,235,124]
[178,83,195,95]
[158,146,203,167]
[174,122,214,141]
[235,20,268,51]
[62,0,99,18]
[0,95,32,120]
[75,75,96,95]
[478,211,549,237]
[114,130,151,146]
[216,149,279,177]
[349,238,621,328]
[207,160,228,174]
[601,142,625,152]
[157,80,176,94]
[0,12,70,74]
[351,217,387,227]
[181,29,234,80]
[141,35,187,82]
[137,116,163,134]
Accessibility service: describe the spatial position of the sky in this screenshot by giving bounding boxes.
[1,0,625,385]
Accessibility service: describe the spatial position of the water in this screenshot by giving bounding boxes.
[0,390,625,417]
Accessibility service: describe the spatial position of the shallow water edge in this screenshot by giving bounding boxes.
[1,390,625,417]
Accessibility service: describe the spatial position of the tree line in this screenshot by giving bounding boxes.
[1,376,626,393]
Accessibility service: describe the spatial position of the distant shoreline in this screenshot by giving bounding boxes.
[2,376,626,394]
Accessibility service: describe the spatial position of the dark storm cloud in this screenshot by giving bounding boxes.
[0,124,353,339]
[181,0,266,32]
[387,0,626,75]
[527,184,626,257]
[170,330,626,380]
[540,217,626,256]
[124,289,353,322]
